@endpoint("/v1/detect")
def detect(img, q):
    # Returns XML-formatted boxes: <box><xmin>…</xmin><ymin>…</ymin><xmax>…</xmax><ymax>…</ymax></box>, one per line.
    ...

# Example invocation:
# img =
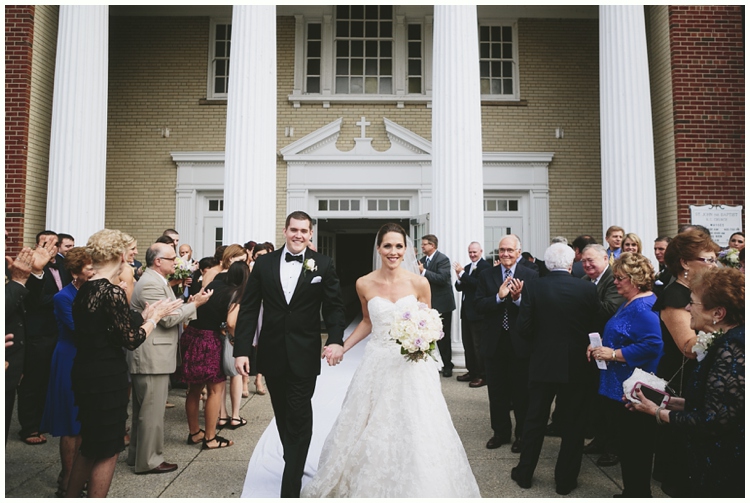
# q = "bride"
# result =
<box><xmin>301</xmin><ymin>223</ymin><xmax>481</xmax><ymax>498</ymax></box>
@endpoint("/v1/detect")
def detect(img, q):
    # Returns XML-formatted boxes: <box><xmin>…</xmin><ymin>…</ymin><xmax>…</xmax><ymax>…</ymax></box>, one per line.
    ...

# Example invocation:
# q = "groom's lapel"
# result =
<box><xmin>289</xmin><ymin>250</ymin><xmax>310</xmax><ymax>306</ymax></box>
<box><xmin>268</xmin><ymin>249</ymin><xmax>287</xmax><ymax>305</ymax></box>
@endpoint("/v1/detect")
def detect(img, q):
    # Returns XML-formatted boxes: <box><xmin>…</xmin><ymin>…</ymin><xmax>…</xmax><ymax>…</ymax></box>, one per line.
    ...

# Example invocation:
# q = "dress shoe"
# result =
<box><xmin>485</xmin><ymin>436</ymin><xmax>509</xmax><ymax>449</ymax></box>
<box><xmin>469</xmin><ymin>378</ymin><xmax>486</xmax><ymax>388</ymax></box>
<box><xmin>510</xmin><ymin>467</ymin><xmax>532</xmax><ymax>489</ymax></box>
<box><xmin>456</xmin><ymin>372</ymin><xmax>473</xmax><ymax>382</ymax></box>
<box><xmin>137</xmin><ymin>462</ymin><xmax>178</xmax><ymax>474</ymax></box>
<box><xmin>442</xmin><ymin>367</ymin><xmax>453</xmax><ymax>378</ymax></box>
<box><xmin>510</xmin><ymin>439</ymin><xmax>523</xmax><ymax>453</ymax></box>
<box><xmin>583</xmin><ymin>439</ymin><xmax>605</xmax><ymax>454</ymax></box>
<box><xmin>556</xmin><ymin>482</ymin><xmax>578</xmax><ymax>496</ymax></box>
<box><xmin>545</xmin><ymin>422</ymin><xmax>561</xmax><ymax>437</ymax></box>
<box><xmin>596</xmin><ymin>453</ymin><xmax>620</xmax><ymax>467</ymax></box>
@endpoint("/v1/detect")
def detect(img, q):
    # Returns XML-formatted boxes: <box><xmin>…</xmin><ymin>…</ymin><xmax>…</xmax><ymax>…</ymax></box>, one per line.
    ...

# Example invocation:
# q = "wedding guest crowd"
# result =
<box><xmin>5</xmin><ymin>219</ymin><xmax>744</xmax><ymax>499</ymax></box>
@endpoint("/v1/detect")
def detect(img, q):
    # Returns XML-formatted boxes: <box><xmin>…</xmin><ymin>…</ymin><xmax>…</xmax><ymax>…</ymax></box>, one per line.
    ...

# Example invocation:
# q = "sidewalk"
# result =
<box><xmin>5</xmin><ymin>376</ymin><xmax>666</xmax><ymax>498</ymax></box>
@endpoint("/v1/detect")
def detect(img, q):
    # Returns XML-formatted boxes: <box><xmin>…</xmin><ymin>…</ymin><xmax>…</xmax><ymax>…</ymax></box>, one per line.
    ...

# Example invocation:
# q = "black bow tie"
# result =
<box><xmin>285</xmin><ymin>252</ymin><xmax>303</xmax><ymax>263</ymax></box>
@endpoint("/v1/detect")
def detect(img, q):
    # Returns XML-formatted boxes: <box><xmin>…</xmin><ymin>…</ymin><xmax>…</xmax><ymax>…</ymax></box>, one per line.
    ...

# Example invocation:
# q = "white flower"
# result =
<box><xmin>390</xmin><ymin>301</ymin><xmax>443</xmax><ymax>362</ymax></box>
<box><xmin>303</xmin><ymin>258</ymin><xmax>317</xmax><ymax>273</ymax></box>
<box><xmin>692</xmin><ymin>329</ymin><xmax>722</xmax><ymax>362</ymax></box>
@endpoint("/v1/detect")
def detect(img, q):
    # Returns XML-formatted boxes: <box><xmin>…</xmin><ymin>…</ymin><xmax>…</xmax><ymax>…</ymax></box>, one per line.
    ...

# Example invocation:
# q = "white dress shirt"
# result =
<box><xmin>280</xmin><ymin>247</ymin><xmax>304</xmax><ymax>304</ymax></box>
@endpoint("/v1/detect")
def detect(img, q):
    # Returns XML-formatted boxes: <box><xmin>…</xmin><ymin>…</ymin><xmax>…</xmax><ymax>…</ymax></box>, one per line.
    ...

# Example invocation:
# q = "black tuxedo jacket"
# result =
<box><xmin>583</xmin><ymin>266</ymin><xmax>624</xmax><ymax>332</ymax></box>
<box><xmin>455</xmin><ymin>258</ymin><xmax>491</xmax><ymax>322</ymax></box>
<box><xmin>475</xmin><ymin>263</ymin><xmax>538</xmax><ymax>357</ymax></box>
<box><xmin>5</xmin><ymin>274</ymin><xmax>30</xmax><ymax>387</ymax></box>
<box><xmin>23</xmin><ymin>259</ymin><xmax>72</xmax><ymax>339</ymax></box>
<box><xmin>516</xmin><ymin>270</ymin><xmax>600</xmax><ymax>384</ymax></box>
<box><xmin>234</xmin><ymin>247</ymin><xmax>345</xmax><ymax>378</ymax></box>
<box><xmin>420</xmin><ymin>250</ymin><xmax>456</xmax><ymax>313</ymax></box>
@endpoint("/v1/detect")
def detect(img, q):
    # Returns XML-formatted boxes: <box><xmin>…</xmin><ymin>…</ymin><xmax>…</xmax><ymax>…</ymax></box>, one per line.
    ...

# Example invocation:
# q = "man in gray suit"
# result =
<box><xmin>127</xmin><ymin>243</ymin><xmax>212</xmax><ymax>474</ymax></box>
<box><xmin>418</xmin><ymin>234</ymin><xmax>456</xmax><ymax>377</ymax></box>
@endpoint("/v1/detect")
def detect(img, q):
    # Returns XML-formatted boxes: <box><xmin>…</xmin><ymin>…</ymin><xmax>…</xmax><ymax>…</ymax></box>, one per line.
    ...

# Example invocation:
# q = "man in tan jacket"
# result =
<box><xmin>127</xmin><ymin>243</ymin><xmax>212</xmax><ymax>474</ymax></box>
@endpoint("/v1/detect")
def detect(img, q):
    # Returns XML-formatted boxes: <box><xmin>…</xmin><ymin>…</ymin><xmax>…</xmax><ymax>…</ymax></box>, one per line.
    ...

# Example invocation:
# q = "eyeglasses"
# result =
<box><xmin>159</xmin><ymin>256</ymin><xmax>177</xmax><ymax>262</ymax></box>
<box><xmin>688</xmin><ymin>300</ymin><xmax>703</xmax><ymax>306</ymax></box>
<box><xmin>613</xmin><ymin>275</ymin><xmax>629</xmax><ymax>282</ymax></box>
<box><xmin>694</xmin><ymin>257</ymin><xmax>717</xmax><ymax>265</ymax></box>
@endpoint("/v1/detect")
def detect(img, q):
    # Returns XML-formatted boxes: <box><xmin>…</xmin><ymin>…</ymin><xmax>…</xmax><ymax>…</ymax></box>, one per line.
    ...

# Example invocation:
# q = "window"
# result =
<box><xmin>367</xmin><ymin>198</ymin><xmax>410</xmax><ymax>212</ymax></box>
<box><xmin>306</xmin><ymin>23</ymin><xmax>322</xmax><ymax>94</ymax></box>
<box><xmin>484</xmin><ymin>198</ymin><xmax>519</xmax><ymax>212</ymax></box>
<box><xmin>214</xmin><ymin>227</ymin><xmax>224</xmax><ymax>251</ymax></box>
<box><xmin>479</xmin><ymin>24</ymin><xmax>517</xmax><ymax>98</ymax></box>
<box><xmin>318</xmin><ymin>198</ymin><xmax>361</xmax><ymax>212</ymax></box>
<box><xmin>406</xmin><ymin>24</ymin><xmax>423</xmax><ymax>94</ymax></box>
<box><xmin>208</xmin><ymin>198</ymin><xmax>224</xmax><ymax>212</ymax></box>
<box><xmin>208</xmin><ymin>20</ymin><xmax>232</xmax><ymax>99</ymax></box>
<box><xmin>334</xmin><ymin>5</ymin><xmax>393</xmax><ymax>95</ymax></box>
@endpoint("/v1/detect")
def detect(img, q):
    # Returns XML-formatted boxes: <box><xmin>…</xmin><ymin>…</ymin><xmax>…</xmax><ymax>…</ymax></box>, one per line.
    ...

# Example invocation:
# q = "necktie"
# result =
<box><xmin>285</xmin><ymin>252</ymin><xmax>303</xmax><ymax>263</ymax></box>
<box><xmin>469</xmin><ymin>262</ymin><xmax>476</xmax><ymax>275</ymax></box>
<box><xmin>502</xmin><ymin>268</ymin><xmax>512</xmax><ymax>331</ymax></box>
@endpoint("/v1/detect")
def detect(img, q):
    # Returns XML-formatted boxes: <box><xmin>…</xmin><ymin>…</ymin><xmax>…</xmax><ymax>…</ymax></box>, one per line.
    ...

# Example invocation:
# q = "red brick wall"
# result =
<box><xmin>5</xmin><ymin>5</ymin><xmax>35</xmax><ymax>255</ymax></box>
<box><xmin>669</xmin><ymin>5</ymin><xmax>745</xmax><ymax>228</ymax></box>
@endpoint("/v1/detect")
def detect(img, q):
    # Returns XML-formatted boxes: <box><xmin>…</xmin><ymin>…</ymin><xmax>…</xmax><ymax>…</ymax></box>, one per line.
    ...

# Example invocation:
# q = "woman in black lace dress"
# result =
<box><xmin>629</xmin><ymin>267</ymin><xmax>744</xmax><ymax>497</ymax></box>
<box><xmin>65</xmin><ymin>229</ymin><xmax>183</xmax><ymax>498</ymax></box>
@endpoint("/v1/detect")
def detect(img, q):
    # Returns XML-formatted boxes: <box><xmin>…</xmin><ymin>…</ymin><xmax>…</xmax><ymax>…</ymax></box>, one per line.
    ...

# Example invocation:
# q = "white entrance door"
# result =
<box><xmin>203</xmin><ymin>217</ymin><xmax>223</xmax><ymax>260</ymax></box>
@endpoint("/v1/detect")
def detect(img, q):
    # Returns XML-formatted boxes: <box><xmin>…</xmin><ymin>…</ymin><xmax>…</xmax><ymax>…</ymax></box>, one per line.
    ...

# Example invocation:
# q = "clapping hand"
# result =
<box><xmin>323</xmin><ymin>344</ymin><xmax>344</xmax><ymax>366</ymax></box>
<box><xmin>7</xmin><ymin>247</ymin><xmax>34</xmax><ymax>284</ymax></box>
<box><xmin>188</xmin><ymin>287</ymin><xmax>213</xmax><ymax>307</ymax></box>
<box><xmin>453</xmin><ymin>262</ymin><xmax>464</xmax><ymax>275</ymax></box>
<box><xmin>498</xmin><ymin>276</ymin><xmax>524</xmax><ymax>301</ymax></box>
<box><xmin>32</xmin><ymin>235</ymin><xmax>57</xmax><ymax>273</ymax></box>
<box><xmin>142</xmin><ymin>298</ymin><xmax>184</xmax><ymax>323</ymax></box>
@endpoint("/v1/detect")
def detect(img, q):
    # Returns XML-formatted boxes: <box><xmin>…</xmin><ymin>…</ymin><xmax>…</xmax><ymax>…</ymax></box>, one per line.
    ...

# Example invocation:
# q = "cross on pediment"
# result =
<box><xmin>355</xmin><ymin>116</ymin><xmax>371</xmax><ymax>138</ymax></box>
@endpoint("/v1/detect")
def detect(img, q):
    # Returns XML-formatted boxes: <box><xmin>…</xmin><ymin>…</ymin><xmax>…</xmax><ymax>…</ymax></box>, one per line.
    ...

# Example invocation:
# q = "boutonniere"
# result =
<box><xmin>692</xmin><ymin>328</ymin><xmax>724</xmax><ymax>362</ymax></box>
<box><xmin>303</xmin><ymin>258</ymin><xmax>317</xmax><ymax>277</ymax></box>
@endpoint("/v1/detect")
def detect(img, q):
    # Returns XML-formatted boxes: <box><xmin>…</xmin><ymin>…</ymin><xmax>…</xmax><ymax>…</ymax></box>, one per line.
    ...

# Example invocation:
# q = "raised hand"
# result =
<box><xmin>189</xmin><ymin>287</ymin><xmax>213</xmax><ymax>307</ymax></box>
<box><xmin>31</xmin><ymin>235</ymin><xmax>57</xmax><ymax>273</ymax></box>
<box><xmin>508</xmin><ymin>278</ymin><xmax>524</xmax><ymax>301</ymax></box>
<box><xmin>7</xmin><ymin>247</ymin><xmax>34</xmax><ymax>284</ymax></box>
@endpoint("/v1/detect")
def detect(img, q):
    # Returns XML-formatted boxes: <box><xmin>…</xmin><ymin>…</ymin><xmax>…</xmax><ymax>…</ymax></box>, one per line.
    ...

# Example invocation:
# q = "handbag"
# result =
<box><xmin>622</xmin><ymin>368</ymin><xmax>669</xmax><ymax>404</ymax></box>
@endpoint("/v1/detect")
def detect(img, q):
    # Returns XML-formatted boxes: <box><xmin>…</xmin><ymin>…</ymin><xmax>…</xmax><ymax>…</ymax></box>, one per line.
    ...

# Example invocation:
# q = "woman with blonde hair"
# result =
<box><xmin>622</xmin><ymin>233</ymin><xmax>642</xmax><ymax>254</ymax></box>
<box><xmin>65</xmin><ymin>229</ymin><xmax>182</xmax><ymax>498</ymax></box>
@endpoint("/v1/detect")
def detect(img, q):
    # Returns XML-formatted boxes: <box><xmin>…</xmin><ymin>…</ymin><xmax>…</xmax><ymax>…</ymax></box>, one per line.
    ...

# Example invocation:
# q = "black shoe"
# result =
<box><xmin>545</xmin><ymin>422</ymin><xmax>561</xmax><ymax>437</ymax></box>
<box><xmin>456</xmin><ymin>372</ymin><xmax>473</xmax><ymax>382</ymax></box>
<box><xmin>510</xmin><ymin>467</ymin><xmax>532</xmax><ymax>489</ymax></box>
<box><xmin>511</xmin><ymin>439</ymin><xmax>523</xmax><ymax>453</ymax></box>
<box><xmin>596</xmin><ymin>453</ymin><xmax>620</xmax><ymax>467</ymax></box>
<box><xmin>583</xmin><ymin>439</ymin><xmax>605</xmax><ymax>454</ymax></box>
<box><xmin>442</xmin><ymin>367</ymin><xmax>453</xmax><ymax>378</ymax></box>
<box><xmin>556</xmin><ymin>482</ymin><xmax>577</xmax><ymax>496</ymax></box>
<box><xmin>485</xmin><ymin>436</ymin><xmax>510</xmax><ymax>449</ymax></box>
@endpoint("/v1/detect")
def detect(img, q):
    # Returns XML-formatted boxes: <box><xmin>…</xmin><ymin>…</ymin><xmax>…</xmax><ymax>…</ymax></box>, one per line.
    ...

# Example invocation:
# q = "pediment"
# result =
<box><xmin>279</xmin><ymin>117</ymin><xmax>431</xmax><ymax>162</ymax></box>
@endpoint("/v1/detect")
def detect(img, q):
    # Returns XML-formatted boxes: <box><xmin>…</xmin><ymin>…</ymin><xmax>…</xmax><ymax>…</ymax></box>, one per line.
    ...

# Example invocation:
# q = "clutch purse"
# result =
<box><xmin>622</xmin><ymin>368</ymin><xmax>668</xmax><ymax>404</ymax></box>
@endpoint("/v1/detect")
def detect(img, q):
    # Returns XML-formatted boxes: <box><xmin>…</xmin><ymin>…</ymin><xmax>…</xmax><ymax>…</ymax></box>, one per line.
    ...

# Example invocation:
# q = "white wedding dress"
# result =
<box><xmin>301</xmin><ymin>295</ymin><xmax>481</xmax><ymax>498</ymax></box>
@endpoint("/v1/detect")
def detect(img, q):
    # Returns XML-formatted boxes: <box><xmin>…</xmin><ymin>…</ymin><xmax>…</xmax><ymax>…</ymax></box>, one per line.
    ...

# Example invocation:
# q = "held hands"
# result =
<box><xmin>323</xmin><ymin>344</ymin><xmax>345</xmax><ymax>366</ymax></box>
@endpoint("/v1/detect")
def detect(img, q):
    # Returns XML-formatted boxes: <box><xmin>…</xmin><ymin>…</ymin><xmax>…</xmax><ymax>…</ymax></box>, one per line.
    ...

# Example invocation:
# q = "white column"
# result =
<box><xmin>600</xmin><ymin>6</ymin><xmax>658</xmax><ymax>264</ymax></box>
<box><xmin>432</xmin><ymin>6</ymin><xmax>485</xmax><ymax>369</ymax></box>
<box><xmin>223</xmin><ymin>5</ymin><xmax>277</xmax><ymax>245</ymax></box>
<box><xmin>46</xmin><ymin>6</ymin><xmax>108</xmax><ymax>243</ymax></box>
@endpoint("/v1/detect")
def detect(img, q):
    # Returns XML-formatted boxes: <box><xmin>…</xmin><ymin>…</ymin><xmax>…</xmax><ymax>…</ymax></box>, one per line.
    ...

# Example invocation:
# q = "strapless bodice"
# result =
<box><xmin>366</xmin><ymin>295</ymin><xmax>418</xmax><ymax>348</ymax></box>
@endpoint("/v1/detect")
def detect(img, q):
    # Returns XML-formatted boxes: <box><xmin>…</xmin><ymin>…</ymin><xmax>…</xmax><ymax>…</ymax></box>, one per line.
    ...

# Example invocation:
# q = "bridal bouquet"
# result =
<box><xmin>718</xmin><ymin>247</ymin><xmax>741</xmax><ymax>269</ymax></box>
<box><xmin>390</xmin><ymin>302</ymin><xmax>444</xmax><ymax>362</ymax></box>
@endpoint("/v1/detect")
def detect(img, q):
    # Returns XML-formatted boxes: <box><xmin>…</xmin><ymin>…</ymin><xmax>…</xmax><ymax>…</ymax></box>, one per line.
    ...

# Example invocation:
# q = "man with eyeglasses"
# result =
<box><xmin>127</xmin><ymin>243</ymin><xmax>213</xmax><ymax>475</ymax></box>
<box><xmin>475</xmin><ymin>234</ymin><xmax>538</xmax><ymax>454</ymax></box>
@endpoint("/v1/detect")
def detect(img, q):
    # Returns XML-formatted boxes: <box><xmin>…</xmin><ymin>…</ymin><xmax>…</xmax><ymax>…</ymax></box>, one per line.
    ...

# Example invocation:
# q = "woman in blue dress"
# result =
<box><xmin>587</xmin><ymin>252</ymin><xmax>663</xmax><ymax>497</ymax></box>
<box><xmin>40</xmin><ymin>247</ymin><xmax>94</xmax><ymax>496</ymax></box>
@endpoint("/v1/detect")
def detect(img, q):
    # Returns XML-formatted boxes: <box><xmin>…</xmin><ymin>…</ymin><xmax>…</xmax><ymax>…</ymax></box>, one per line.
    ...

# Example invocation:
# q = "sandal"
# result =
<box><xmin>202</xmin><ymin>435</ymin><xmax>233</xmax><ymax>450</ymax></box>
<box><xmin>227</xmin><ymin>417</ymin><xmax>247</xmax><ymax>430</ymax></box>
<box><xmin>216</xmin><ymin>417</ymin><xmax>229</xmax><ymax>429</ymax></box>
<box><xmin>20</xmin><ymin>432</ymin><xmax>47</xmax><ymax>445</ymax></box>
<box><xmin>187</xmin><ymin>428</ymin><xmax>205</xmax><ymax>445</ymax></box>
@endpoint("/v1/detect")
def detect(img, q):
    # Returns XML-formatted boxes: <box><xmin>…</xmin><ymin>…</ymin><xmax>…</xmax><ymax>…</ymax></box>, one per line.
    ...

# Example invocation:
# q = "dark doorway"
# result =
<box><xmin>317</xmin><ymin>218</ymin><xmax>411</xmax><ymax>323</ymax></box>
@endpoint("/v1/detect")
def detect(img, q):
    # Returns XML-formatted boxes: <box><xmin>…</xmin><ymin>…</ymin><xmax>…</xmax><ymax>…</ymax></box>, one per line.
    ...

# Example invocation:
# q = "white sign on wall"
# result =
<box><xmin>689</xmin><ymin>205</ymin><xmax>744</xmax><ymax>246</ymax></box>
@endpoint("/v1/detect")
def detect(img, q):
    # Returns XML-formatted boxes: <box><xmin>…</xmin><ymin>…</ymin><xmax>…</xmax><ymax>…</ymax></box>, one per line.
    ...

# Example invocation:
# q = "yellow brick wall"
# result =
<box><xmin>106</xmin><ymin>16</ymin><xmax>228</xmax><ymax>250</ymax></box>
<box><xmin>107</xmin><ymin>15</ymin><xmax>602</xmax><ymax>250</ymax></box>
<box><xmin>646</xmin><ymin>6</ymin><xmax>678</xmax><ymax>237</ymax></box>
<box><xmin>24</xmin><ymin>5</ymin><xmax>58</xmax><ymax>247</ymax></box>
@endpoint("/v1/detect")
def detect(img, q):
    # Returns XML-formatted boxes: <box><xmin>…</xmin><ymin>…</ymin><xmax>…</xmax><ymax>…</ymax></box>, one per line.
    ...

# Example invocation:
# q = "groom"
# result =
<box><xmin>234</xmin><ymin>211</ymin><xmax>346</xmax><ymax>498</ymax></box>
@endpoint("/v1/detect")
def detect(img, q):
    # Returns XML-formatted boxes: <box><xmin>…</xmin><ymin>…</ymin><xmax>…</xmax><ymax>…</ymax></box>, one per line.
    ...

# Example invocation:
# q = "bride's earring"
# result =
<box><xmin>713</xmin><ymin>319</ymin><xmax>718</xmax><ymax>325</ymax></box>
<box><xmin>684</xmin><ymin>269</ymin><xmax>689</xmax><ymax>279</ymax></box>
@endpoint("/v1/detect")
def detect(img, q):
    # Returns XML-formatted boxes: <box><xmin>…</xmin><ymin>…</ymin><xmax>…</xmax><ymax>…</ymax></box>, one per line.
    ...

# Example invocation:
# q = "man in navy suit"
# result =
<box><xmin>234</xmin><ymin>211</ymin><xmax>346</xmax><ymax>498</ymax></box>
<box><xmin>454</xmin><ymin>241</ymin><xmax>491</xmax><ymax>387</ymax></box>
<box><xmin>510</xmin><ymin>243</ymin><xmax>600</xmax><ymax>495</ymax></box>
<box><xmin>475</xmin><ymin>234</ymin><xmax>538</xmax><ymax>453</ymax></box>
<box><xmin>419</xmin><ymin>234</ymin><xmax>456</xmax><ymax>377</ymax></box>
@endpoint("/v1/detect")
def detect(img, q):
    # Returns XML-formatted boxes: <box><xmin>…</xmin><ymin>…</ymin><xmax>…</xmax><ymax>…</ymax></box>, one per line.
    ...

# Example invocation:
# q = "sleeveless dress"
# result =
<box><xmin>40</xmin><ymin>283</ymin><xmax>81</xmax><ymax>437</ymax></box>
<box><xmin>301</xmin><ymin>295</ymin><xmax>481</xmax><ymax>498</ymax></box>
